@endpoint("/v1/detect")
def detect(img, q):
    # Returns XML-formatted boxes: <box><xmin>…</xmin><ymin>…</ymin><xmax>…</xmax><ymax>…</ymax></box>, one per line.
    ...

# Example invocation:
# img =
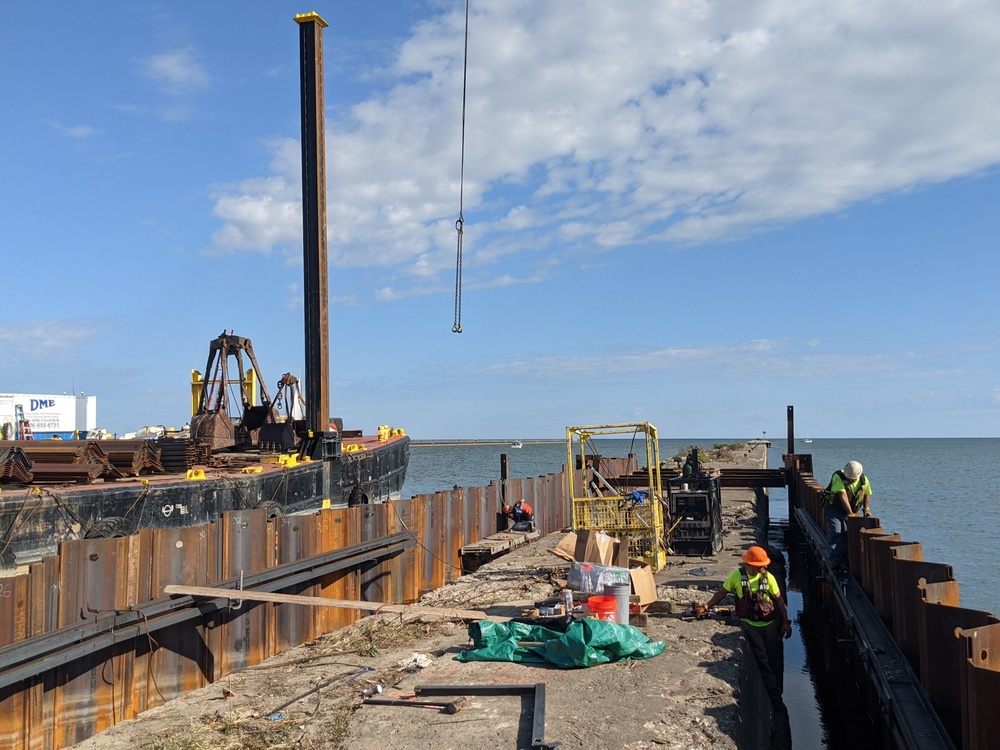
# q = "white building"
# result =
<box><xmin>0</xmin><ymin>393</ymin><xmax>97</xmax><ymax>440</ymax></box>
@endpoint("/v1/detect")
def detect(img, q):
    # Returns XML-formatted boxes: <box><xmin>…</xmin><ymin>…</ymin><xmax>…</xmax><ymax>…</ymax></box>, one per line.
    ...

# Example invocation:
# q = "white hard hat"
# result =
<box><xmin>843</xmin><ymin>461</ymin><xmax>863</xmax><ymax>481</ymax></box>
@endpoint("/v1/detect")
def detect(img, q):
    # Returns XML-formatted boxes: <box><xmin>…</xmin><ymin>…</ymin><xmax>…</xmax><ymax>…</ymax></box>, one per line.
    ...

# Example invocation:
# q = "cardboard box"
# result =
<box><xmin>628</xmin><ymin>561</ymin><xmax>657</xmax><ymax>607</ymax></box>
<box><xmin>574</xmin><ymin>529</ymin><xmax>616</xmax><ymax>565</ymax></box>
<box><xmin>552</xmin><ymin>530</ymin><xmax>633</xmax><ymax>569</ymax></box>
<box><xmin>552</xmin><ymin>531</ymin><xmax>579</xmax><ymax>562</ymax></box>
<box><xmin>612</xmin><ymin>535</ymin><xmax>631</xmax><ymax>568</ymax></box>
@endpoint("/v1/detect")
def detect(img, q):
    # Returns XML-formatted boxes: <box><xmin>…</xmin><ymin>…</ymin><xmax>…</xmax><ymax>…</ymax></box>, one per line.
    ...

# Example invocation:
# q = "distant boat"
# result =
<box><xmin>511</xmin><ymin>440</ymin><xmax>523</xmax><ymax>448</ymax></box>
<box><xmin>804</xmin><ymin>438</ymin><xmax>813</xmax><ymax>443</ymax></box>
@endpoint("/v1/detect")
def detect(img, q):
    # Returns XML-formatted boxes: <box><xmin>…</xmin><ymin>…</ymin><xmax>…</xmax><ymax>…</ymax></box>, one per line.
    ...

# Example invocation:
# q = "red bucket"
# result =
<box><xmin>587</xmin><ymin>595</ymin><xmax>618</xmax><ymax>622</ymax></box>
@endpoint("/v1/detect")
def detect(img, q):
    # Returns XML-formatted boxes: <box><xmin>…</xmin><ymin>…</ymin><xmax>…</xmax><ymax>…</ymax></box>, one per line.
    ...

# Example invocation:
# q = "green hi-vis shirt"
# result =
<box><xmin>722</xmin><ymin>569</ymin><xmax>780</xmax><ymax>628</ymax></box>
<box><xmin>830</xmin><ymin>473</ymin><xmax>872</xmax><ymax>511</ymax></box>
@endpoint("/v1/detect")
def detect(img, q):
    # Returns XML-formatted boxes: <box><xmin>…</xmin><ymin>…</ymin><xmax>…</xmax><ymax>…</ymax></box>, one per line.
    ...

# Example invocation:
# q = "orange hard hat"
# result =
<box><xmin>741</xmin><ymin>546</ymin><xmax>771</xmax><ymax>566</ymax></box>
<box><xmin>502</xmin><ymin>504</ymin><xmax>512</xmax><ymax>515</ymax></box>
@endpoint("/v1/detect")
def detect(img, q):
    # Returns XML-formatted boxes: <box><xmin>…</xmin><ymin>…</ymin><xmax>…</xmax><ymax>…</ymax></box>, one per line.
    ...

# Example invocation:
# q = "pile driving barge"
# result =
<box><xmin>0</xmin><ymin>332</ymin><xmax>409</xmax><ymax>572</ymax></box>
<box><xmin>0</xmin><ymin>12</ymin><xmax>409</xmax><ymax>574</ymax></box>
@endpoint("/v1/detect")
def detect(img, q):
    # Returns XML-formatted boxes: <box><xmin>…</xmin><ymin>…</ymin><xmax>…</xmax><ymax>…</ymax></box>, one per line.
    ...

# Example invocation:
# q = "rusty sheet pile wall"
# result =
<box><xmin>0</xmin><ymin>458</ymin><xmax>632</xmax><ymax>749</ymax></box>
<box><xmin>786</xmin><ymin>454</ymin><xmax>1000</xmax><ymax>750</ymax></box>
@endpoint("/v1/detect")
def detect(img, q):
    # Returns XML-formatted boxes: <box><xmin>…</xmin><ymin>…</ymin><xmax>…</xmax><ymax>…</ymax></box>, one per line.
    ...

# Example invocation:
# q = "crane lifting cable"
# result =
<box><xmin>452</xmin><ymin>0</ymin><xmax>470</xmax><ymax>334</ymax></box>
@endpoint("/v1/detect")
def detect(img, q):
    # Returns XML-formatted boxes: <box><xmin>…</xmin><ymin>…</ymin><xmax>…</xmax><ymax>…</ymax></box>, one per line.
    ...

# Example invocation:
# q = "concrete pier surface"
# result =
<box><xmin>69</xmin><ymin>448</ymin><xmax>769</xmax><ymax>750</ymax></box>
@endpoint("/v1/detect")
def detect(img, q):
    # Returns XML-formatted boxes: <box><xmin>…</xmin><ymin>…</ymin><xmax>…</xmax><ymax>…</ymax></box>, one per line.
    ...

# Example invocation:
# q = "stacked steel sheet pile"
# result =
<box><xmin>9</xmin><ymin>441</ymin><xmax>123</xmax><ymax>484</ymax></box>
<box><xmin>101</xmin><ymin>440</ymin><xmax>164</xmax><ymax>476</ymax></box>
<box><xmin>0</xmin><ymin>446</ymin><xmax>33</xmax><ymax>483</ymax></box>
<box><xmin>0</xmin><ymin>440</ymin><xmax>166</xmax><ymax>484</ymax></box>
<box><xmin>155</xmin><ymin>437</ymin><xmax>204</xmax><ymax>473</ymax></box>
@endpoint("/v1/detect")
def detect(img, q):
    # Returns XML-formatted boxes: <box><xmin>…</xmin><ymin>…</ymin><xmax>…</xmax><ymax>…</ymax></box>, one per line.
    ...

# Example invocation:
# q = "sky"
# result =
<box><xmin>2</xmin><ymin>1</ymin><xmax>999</xmax><ymax>439</ymax></box>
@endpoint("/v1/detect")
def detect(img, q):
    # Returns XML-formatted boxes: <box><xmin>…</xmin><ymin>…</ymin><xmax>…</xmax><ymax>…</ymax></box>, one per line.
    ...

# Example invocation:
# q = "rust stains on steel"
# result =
<box><xmin>0</xmin><ymin>456</ymin><xmax>614</xmax><ymax>750</ymax></box>
<box><xmin>0</xmin><ymin>439</ymin><xmax>165</xmax><ymax>484</ymax></box>
<box><xmin>786</xmin><ymin>453</ymin><xmax>1000</xmax><ymax>749</ymax></box>
<box><xmin>295</xmin><ymin>11</ymin><xmax>329</xmax><ymax>435</ymax></box>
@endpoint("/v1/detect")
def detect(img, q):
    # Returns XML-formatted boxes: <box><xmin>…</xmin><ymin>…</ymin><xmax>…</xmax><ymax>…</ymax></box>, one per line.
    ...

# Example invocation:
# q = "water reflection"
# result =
<box><xmin>773</xmin><ymin>509</ymin><xmax>884</xmax><ymax>750</ymax></box>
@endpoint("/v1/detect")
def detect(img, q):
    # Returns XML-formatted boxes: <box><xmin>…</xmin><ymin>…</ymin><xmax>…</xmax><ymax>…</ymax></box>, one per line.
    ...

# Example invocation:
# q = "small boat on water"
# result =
<box><xmin>511</xmin><ymin>440</ymin><xmax>523</xmax><ymax>448</ymax></box>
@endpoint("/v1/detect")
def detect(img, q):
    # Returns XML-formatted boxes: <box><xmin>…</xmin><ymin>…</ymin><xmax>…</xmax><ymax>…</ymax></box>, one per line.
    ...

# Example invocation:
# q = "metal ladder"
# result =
<box><xmin>14</xmin><ymin>404</ymin><xmax>34</xmax><ymax>440</ymax></box>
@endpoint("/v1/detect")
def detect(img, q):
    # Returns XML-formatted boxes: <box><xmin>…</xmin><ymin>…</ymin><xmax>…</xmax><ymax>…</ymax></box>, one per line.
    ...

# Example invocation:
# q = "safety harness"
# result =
<box><xmin>734</xmin><ymin>565</ymin><xmax>776</xmax><ymax>622</ymax></box>
<box><xmin>824</xmin><ymin>470</ymin><xmax>867</xmax><ymax>510</ymax></box>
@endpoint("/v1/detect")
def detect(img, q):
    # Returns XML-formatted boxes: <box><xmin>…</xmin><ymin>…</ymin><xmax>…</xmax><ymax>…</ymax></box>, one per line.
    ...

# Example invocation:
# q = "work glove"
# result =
<box><xmin>782</xmin><ymin>620</ymin><xmax>792</xmax><ymax>639</ymax></box>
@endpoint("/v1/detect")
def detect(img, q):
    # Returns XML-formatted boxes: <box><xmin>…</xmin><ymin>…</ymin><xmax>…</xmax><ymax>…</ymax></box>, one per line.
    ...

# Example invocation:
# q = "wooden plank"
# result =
<box><xmin>163</xmin><ymin>584</ymin><xmax>494</xmax><ymax>621</ymax></box>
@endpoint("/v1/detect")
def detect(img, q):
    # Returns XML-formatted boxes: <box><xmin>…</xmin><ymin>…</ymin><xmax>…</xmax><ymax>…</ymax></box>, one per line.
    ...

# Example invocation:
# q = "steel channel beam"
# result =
<box><xmin>0</xmin><ymin>532</ymin><xmax>413</xmax><ymax>689</ymax></box>
<box><xmin>295</xmin><ymin>12</ymin><xmax>330</xmax><ymax>433</ymax></box>
<box><xmin>1</xmin><ymin>530</ymin><xmax>411</xmax><ymax>670</ymax></box>
<box><xmin>794</xmin><ymin>507</ymin><xmax>955</xmax><ymax>750</ymax></box>
<box><xmin>415</xmin><ymin>683</ymin><xmax>558</xmax><ymax>749</ymax></box>
<box><xmin>614</xmin><ymin>468</ymin><xmax>786</xmax><ymax>489</ymax></box>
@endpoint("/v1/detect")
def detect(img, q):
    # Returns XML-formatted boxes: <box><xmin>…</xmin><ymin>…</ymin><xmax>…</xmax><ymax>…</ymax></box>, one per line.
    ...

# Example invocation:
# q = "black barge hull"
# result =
<box><xmin>0</xmin><ymin>435</ymin><xmax>409</xmax><ymax>571</ymax></box>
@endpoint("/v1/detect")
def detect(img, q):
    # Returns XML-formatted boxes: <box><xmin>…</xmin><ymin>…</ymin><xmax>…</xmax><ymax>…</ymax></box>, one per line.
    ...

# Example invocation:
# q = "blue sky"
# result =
<box><xmin>2</xmin><ymin>1</ymin><xmax>999</xmax><ymax>439</ymax></box>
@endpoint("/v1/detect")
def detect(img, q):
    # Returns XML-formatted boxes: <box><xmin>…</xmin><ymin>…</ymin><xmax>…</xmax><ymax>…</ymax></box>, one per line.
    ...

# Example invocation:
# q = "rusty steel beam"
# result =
<box><xmin>295</xmin><ymin>12</ymin><xmax>330</xmax><ymax>435</ymax></box>
<box><xmin>916</xmin><ymin>583</ymin><xmax>998</xmax><ymax>745</ymax></box>
<box><xmin>613</xmin><ymin>467</ymin><xmax>786</xmax><ymax>489</ymax></box>
<box><xmin>786</xmin><ymin>404</ymin><xmax>795</xmax><ymax>454</ymax></box>
<box><xmin>0</xmin><ymin>531</ymin><xmax>413</xmax><ymax>690</ymax></box>
<box><xmin>794</xmin><ymin>507</ymin><xmax>955</xmax><ymax>749</ymax></box>
<box><xmin>870</xmin><ymin>537</ymin><xmax>917</xmax><ymax>629</ymax></box>
<box><xmin>892</xmin><ymin>556</ymin><xmax>955</xmax><ymax>670</ymax></box>
<box><xmin>959</xmin><ymin>623</ymin><xmax>1000</xmax><ymax>750</ymax></box>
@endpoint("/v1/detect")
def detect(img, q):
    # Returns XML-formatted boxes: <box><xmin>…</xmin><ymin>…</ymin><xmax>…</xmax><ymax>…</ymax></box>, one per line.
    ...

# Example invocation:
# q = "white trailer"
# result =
<box><xmin>0</xmin><ymin>392</ymin><xmax>97</xmax><ymax>439</ymax></box>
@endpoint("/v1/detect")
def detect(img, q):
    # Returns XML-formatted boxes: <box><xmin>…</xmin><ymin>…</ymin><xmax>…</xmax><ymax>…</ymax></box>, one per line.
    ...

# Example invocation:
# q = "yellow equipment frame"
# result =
<box><xmin>566</xmin><ymin>422</ymin><xmax>666</xmax><ymax>570</ymax></box>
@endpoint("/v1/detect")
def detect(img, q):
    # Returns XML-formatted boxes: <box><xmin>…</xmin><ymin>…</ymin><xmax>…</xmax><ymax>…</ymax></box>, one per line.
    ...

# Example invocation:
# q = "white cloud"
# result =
<box><xmin>142</xmin><ymin>48</ymin><xmax>210</xmax><ymax>95</ymax></box>
<box><xmin>206</xmin><ymin>139</ymin><xmax>303</xmax><ymax>255</ymax></box>
<box><xmin>51</xmin><ymin>122</ymin><xmax>102</xmax><ymax>139</ymax></box>
<box><xmin>205</xmin><ymin>1</ymin><xmax>1000</xmax><ymax>299</ymax></box>
<box><xmin>0</xmin><ymin>321</ymin><xmax>102</xmax><ymax>383</ymax></box>
<box><xmin>450</xmin><ymin>337</ymin><xmax>993</xmax><ymax>383</ymax></box>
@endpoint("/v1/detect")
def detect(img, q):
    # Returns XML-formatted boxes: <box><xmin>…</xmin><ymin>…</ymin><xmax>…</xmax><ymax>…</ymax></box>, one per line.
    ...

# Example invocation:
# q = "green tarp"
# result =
<box><xmin>456</xmin><ymin>618</ymin><xmax>666</xmax><ymax>668</ymax></box>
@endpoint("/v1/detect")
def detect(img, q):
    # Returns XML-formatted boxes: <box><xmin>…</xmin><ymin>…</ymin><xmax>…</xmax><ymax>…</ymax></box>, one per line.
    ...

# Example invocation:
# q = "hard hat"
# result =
<box><xmin>502</xmin><ymin>504</ymin><xmax>512</xmax><ymax>515</ymax></box>
<box><xmin>741</xmin><ymin>546</ymin><xmax>771</xmax><ymax>566</ymax></box>
<box><xmin>843</xmin><ymin>460</ymin><xmax>863</xmax><ymax>481</ymax></box>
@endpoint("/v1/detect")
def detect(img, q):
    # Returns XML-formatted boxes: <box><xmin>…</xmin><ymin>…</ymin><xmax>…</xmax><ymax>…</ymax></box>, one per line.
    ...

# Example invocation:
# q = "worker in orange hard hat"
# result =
<box><xmin>694</xmin><ymin>545</ymin><xmax>791</xmax><ymax>714</ymax></box>
<box><xmin>503</xmin><ymin>499</ymin><xmax>532</xmax><ymax>522</ymax></box>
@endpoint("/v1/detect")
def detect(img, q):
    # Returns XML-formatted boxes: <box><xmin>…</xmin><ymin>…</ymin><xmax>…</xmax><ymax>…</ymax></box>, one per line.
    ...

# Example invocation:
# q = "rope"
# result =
<box><xmin>453</xmin><ymin>0</ymin><xmax>470</xmax><ymax>334</ymax></box>
<box><xmin>389</xmin><ymin>498</ymin><xmax>464</xmax><ymax>574</ymax></box>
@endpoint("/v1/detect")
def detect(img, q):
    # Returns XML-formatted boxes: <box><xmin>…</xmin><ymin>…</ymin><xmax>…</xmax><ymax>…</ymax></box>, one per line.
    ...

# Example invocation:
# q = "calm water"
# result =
<box><xmin>405</xmin><ymin>437</ymin><xmax>999</xmax><ymax>615</ymax></box>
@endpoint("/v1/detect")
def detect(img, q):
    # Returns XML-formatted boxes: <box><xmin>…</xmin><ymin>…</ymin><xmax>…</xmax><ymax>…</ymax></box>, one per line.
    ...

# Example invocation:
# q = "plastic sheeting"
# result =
<box><xmin>456</xmin><ymin>618</ymin><xmax>666</xmax><ymax>668</ymax></box>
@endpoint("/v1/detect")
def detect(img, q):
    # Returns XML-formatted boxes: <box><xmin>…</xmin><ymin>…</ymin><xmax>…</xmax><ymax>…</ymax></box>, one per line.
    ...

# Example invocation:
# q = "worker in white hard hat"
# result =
<box><xmin>823</xmin><ymin>460</ymin><xmax>872</xmax><ymax>568</ymax></box>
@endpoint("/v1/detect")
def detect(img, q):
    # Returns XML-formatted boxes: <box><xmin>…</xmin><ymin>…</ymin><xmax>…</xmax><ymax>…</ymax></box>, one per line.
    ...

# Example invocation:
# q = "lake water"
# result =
<box><xmin>404</xmin><ymin>437</ymin><xmax>999</xmax><ymax>615</ymax></box>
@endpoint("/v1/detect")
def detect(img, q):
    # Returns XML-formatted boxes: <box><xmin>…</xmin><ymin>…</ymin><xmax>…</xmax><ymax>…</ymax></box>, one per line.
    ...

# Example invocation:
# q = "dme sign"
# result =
<box><xmin>31</xmin><ymin>399</ymin><xmax>56</xmax><ymax>411</ymax></box>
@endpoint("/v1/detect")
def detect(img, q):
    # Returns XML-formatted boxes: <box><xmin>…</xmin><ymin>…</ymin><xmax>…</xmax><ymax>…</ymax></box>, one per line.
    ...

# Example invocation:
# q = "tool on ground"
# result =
<box><xmin>415</xmin><ymin>682</ymin><xmax>559</xmax><ymax>749</ymax></box>
<box><xmin>266</xmin><ymin>666</ymin><xmax>372</xmax><ymax>719</ymax></box>
<box><xmin>363</xmin><ymin>696</ymin><xmax>469</xmax><ymax>714</ymax></box>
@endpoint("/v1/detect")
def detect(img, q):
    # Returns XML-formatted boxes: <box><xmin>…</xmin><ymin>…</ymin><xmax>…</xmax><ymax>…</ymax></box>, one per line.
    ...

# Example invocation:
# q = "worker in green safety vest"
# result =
<box><xmin>824</xmin><ymin>460</ymin><xmax>872</xmax><ymax>569</ymax></box>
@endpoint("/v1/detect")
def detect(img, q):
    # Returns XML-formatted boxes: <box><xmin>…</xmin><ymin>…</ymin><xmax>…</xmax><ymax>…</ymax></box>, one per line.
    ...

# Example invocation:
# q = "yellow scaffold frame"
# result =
<box><xmin>566</xmin><ymin>422</ymin><xmax>666</xmax><ymax>570</ymax></box>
